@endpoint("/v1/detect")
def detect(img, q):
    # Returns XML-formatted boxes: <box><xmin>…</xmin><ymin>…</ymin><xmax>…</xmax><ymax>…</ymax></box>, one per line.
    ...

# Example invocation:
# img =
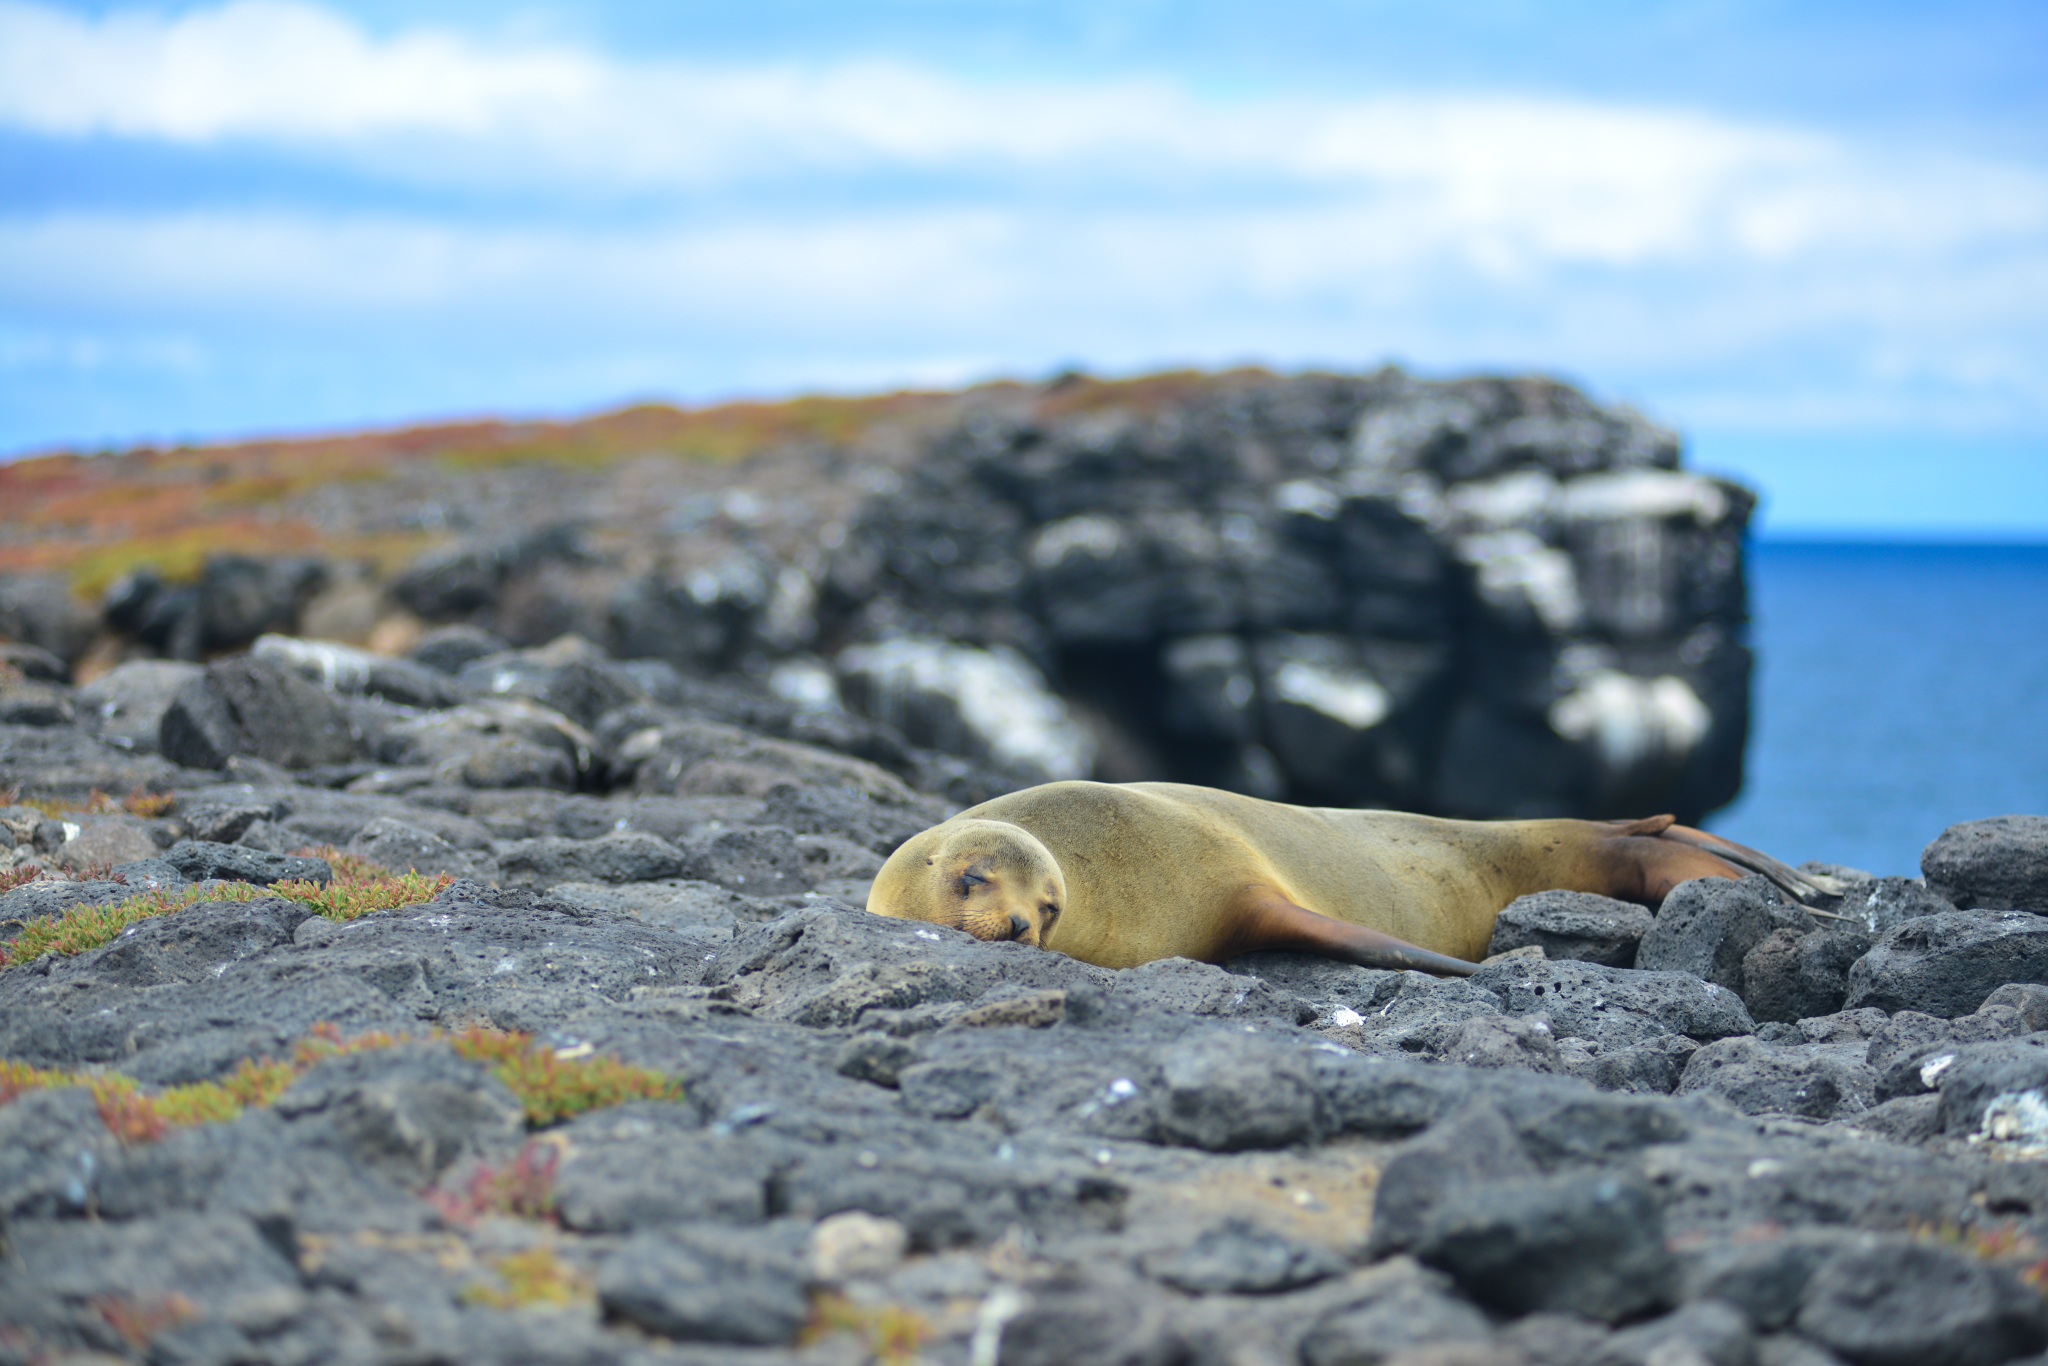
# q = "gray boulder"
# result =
<box><xmin>1472</xmin><ymin>955</ymin><xmax>1757</xmax><ymax>1047</ymax></box>
<box><xmin>1676</xmin><ymin>1036</ymin><xmax>1876</xmax><ymax>1120</ymax></box>
<box><xmin>1923</xmin><ymin>815</ymin><xmax>2048</xmax><ymax>911</ymax></box>
<box><xmin>496</xmin><ymin>832</ymin><xmax>697</xmax><ymax>890</ymax></box>
<box><xmin>252</xmin><ymin>633</ymin><xmax>466</xmax><ymax>709</ymax></box>
<box><xmin>1413</xmin><ymin>1171</ymin><xmax>1676</xmax><ymax>1322</ymax></box>
<box><xmin>0</xmin><ymin>572</ymin><xmax>97</xmax><ymax>665</ymax></box>
<box><xmin>1588</xmin><ymin>1301</ymin><xmax>1754</xmax><ymax>1366</ymax></box>
<box><xmin>1297</xmin><ymin>1267</ymin><xmax>1494</xmax><ymax>1366</ymax></box>
<box><xmin>0</xmin><ymin>676</ymin><xmax>73</xmax><ymax>727</ymax></box>
<box><xmin>346</xmin><ymin>817</ymin><xmax>498</xmax><ymax>881</ymax></box>
<box><xmin>1845</xmin><ymin>910</ymin><xmax>2048</xmax><ymax>1017</ymax></box>
<box><xmin>48</xmin><ymin>818</ymin><xmax>161</xmax><ymax>872</ymax></box>
<box><xmin>836</xmin><ymin>636</ymin><xmax>1095</xmax><ymax>784</ymax></box>
<box><xmin>76</xmin><ymin>659</ymin><xmax>204</xmax><ymax>754</ymax></box>
<box><xmin>1928</xmin><ymin>1037</ymin><xmax>2048</xmax><ymax>1139</ymax></box>
<box><xmin>163</xmin><ymin>840</ymin><xmax>332</xmax><ymax>887</ymax></box>
<box><xmin>1141</xmin><ymin>1217</ymin><xmax>1345</xmax><ymax>1295</ymax></box>
<box><xmin>686</xmin><ymin>824</ymin><xmax>813</xmax><ymax>896</ymax></box>
<box><xmin>159</xmin><ymin>656</ymin><xmax>356</xmax><ymax>771</ymax></box>
<box><xmin>1488</xmin><ymin>889</ymin><xmax>1654</xmax><ymax>967</ymax></box>
<box><xmin>1637</xmin><ymin>874</ymin><xmax>1812</xmax><ymax>996</ymax></box>
<box><xmin>1796</xmin><ymin>1240</ymin><xmax>2048</xmax><ymax>1366</ymax></box>
<box><xmin>271</xmin><ymin>1039</ymin><xmax>525</xmax><ymax>1184</ymax></box>
<box><xmin>1740</xmin><ymin>920</ymin><xmax>1875</xmax><ymax>1024</ymax></box>
<box><xmin>595</xmin><ymin>1225</ymin><xmax>811</xmax><ymax>1346</ymax></box>
<box><xmin>0</xmin><ymin>642</ymin><xmax>67</xmax><ymax>682</ymax></box>
<box><xmin>1367</xmin><ymin>1101</ymin><xmax>1538</xmax><ymax>1256</ymax></box>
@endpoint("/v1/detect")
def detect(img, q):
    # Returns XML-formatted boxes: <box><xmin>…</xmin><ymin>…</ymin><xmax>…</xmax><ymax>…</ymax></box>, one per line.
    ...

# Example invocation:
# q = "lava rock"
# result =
<box><xmin>1922</xmin><ymin>815</ymin><xmax>2048</xmax><ymax>911</ymax></box>
<box><xmin>1297</xmin><ymin>1266</ymin><xmax>1495</xmax><ymax>1366</ymax></box>
<box><xmin>44</xmin><ymin>896</ymin><xmax>312</xmax><ymax>990</ymax></box>
<box><xmin>760</xmin><ymin>780</ymin><xmax>937</xmax><ymax>857</ymax></box>
<box><xmin>1826</xmin><ymin>875</ymin><xmax>1959</xmax><ymax>935</ymax></box>
<box><xmin>49</xmin><ymin>817</ymin><xmax>161</xmax><ymax>872</ymax></box>
<box><xmin>1845</xmin><ymin>910</ymin><xmax>2048</xmax><ymax>1017</ymax></box>
<box><xmin>552</xmin><ymin>1120</ymin><xmax>777</xmax><ymax>1233</ymax></box>
<box><xmin>0</xmin><ymin>1211</ymin><xmax>307</xmax><ymax>1347</ymax></box>
<box><xmin>1589</xmin><ymin>1300</ymin><xmax>1754</xmax><ymax>1366</ymax></box>
<box><xmin>595</xmin><ymin>1224</ymin><xmax>811</xmax><ymax>1345</ymax></box>
<box><xmin>180</xmin><ymin>801</ymin><xmax>277</xmax><ymax>845</ymax></box>
<box><xmin>162</xmin><ymin>840</ymin><xmax>333</xmax><ymax>887</ymax></box>
<box><xmin>345</xmin><ymin>817</ymin><xmax>497</xmax><ymax>881</ymax></box>
<box><xmin>496</xmin><ymin>832</ymin><xmax>699</xmax><ymax>890</ymax></box>
<box><xmin>456</xmin><ymin>647</ymin><xmax>647</xmax><ymax>730</ymax></box>
<box><xmin>1637</xmin><ymin>875</ymin><xmax>1812</xmax><ymax>996</ymax></box>
<box><xmin>1796</xmin><ymin>1240</ymin><xmax>2048</xmax><ymax>1366</ymax></box>
<box><xmin>0</xmin><ymin>1086</ymin><xmax>122</xmax><ymax>1222</ymax></box>
<box><xmin>1471</xmin><ymin>955</ymin><xmax>1757</xmax><ymax>1046</ymax></box>
<box><xmin>0</xmin><ymin>642</ymin><xmax>67</xmax><ymax>682</ymax></box>
<box><xmin>0</xmin><ymin>676</ymin><xmax>74</xmax><ymax>727</ymax></box>
<box><xmin>1930</xmin><ymin>1038</ymin><xmax>2048</xmax><ymax>1138</ymax></box>
<box><xmin>1740</xmin><ymin>921</ymin><xmax>1875</xmax><ymax>1024</ymax></box>
<box><xmin>996</xmin><ymin>1277</ymin><xmax>1191</xmax><ymax>1366</ymax></box>
<box><xmin>688</xmin><ymin>824</ymin><xmax>814</xmax><ymax>896</ymax></box>
<box><xmin>1142</xmin><ymin>1217</ymin><xmax>1345</xmax><ymax>1294</ymax></box>
<box><xmin>1413</xmin><ymin>1170</ymin><xmax>1676</xmax><ymax>1322</ymax></box>
<box><xmin>271</xmin><ymin>1039</ymin><xmax>525</xmax><ymax>1183</ymax></box>
<box><xmin>1368</xmin><ymin>1101</ymin><xmax>1539</xmax><ymax>1256</ymax></box>
<box><xmin>409</xmin><ymin>623</ymin><xmax>508</xmax><ymax>674</ymax></box>
<box><xmin>0</xmin><ymin>572</ymin><xmax>97</xmax><ymax>665</ymax></box>
<box><xmin>1488</xmin><ymin>890</ymin><xmax>1654</xmax><ymax>967</ymax></box>
<box><xmin>1675</xmin><ymin>1036</ymin><xmax>1876</xmax><ymax>1120</ymax></box>
<box><xmin>252</xmin><ymin>633</ymin><xmax>467</xmax><ymax>709</ymax></box>
<box><xmin>708</xmin><ymin>905</ymin><xmax>1109</xmax><ymax>1028</ymax></box>
<box><xmin>1147</xmin><ymin>1029</ymin><xmax>1323</xmax><ymax>1151</ymax></box>
<box><xmin>159</xmin><ymin>656</ymin><xmax>357</xmax><ymax>771</ymax></box>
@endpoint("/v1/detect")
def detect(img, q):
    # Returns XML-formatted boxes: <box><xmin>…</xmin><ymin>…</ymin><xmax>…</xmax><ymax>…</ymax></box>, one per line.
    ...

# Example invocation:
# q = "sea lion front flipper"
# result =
<box><xmin>1222</xmin><ymin>886</ymin><xmax>1477</xmax><ymax>978</ymax></box>
<box><xmin>1652</xmin><ymin>824</ymin><xmax>1851</xmax><ymax>904</ymax></box>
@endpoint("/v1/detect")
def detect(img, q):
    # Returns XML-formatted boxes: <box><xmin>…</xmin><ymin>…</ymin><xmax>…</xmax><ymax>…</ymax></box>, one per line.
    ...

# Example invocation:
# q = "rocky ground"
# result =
<box><xmin>4</xmin><ymin>626</ymin><xmax>2048</xmax><ymax>1365</ymax></box>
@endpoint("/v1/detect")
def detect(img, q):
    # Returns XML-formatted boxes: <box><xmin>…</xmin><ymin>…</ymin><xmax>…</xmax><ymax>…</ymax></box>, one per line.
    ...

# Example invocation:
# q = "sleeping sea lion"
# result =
<box><xmin>866</xmin><ymin>781</ymin><xmax>1838</xmax><ymax>977</ymax></box>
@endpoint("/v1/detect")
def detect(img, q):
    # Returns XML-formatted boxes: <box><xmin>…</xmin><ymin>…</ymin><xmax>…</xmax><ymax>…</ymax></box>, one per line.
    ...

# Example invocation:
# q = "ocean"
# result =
<box><xmin>1707</xmin><ymin>540</ymin><xmax>2048</xmax><ymax>878</ymax></box>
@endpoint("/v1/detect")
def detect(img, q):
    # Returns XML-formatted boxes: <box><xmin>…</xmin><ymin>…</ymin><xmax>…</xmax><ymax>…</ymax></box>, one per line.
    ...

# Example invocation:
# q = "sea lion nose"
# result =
<box><xmin>1008</xmin><ymin>914</ymin><xmax>1031</xmax><ymax>941</ymax></box>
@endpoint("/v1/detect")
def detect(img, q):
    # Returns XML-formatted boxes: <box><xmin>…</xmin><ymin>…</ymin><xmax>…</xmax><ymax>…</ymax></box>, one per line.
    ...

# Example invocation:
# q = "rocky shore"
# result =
<box><xmin>3</xmin><ymin>619</ymin><xmax>2048</xmax><ymax>1365</ymax></box>
<box><xmin>6</xmin><ymin>368</ymin><xmax>1756</xmax><ymax>823</ymax></box>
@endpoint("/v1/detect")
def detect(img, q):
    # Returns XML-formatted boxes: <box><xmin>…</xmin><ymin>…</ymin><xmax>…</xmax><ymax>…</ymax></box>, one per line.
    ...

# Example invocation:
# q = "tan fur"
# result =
<box><xmin>867</xmin><ymin>780</ymin><xmax>1752</xmax><ymax>971</ymax></box>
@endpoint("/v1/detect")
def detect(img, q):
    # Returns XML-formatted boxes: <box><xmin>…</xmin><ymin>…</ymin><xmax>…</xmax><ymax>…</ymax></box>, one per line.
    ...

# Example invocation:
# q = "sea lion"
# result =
<box><xmin>866</xmin><ymin>781</ymin><xmax>1837</xmax><ymax>977</ymax></box>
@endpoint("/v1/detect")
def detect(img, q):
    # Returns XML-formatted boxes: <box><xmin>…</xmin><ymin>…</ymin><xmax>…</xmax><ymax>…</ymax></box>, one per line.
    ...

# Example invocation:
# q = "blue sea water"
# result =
<box><xmin>1707</xmin><ymin>540</ymin><xmax>2048</xmax><ymax>877</ymax></box>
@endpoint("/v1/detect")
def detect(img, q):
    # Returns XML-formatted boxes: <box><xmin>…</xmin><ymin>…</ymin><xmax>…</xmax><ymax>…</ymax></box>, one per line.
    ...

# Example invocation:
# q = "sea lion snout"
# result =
<box><xmin>867</xmin><ymin>818</ymin><xmax>1067</xmax><ymax>950</ymax></box>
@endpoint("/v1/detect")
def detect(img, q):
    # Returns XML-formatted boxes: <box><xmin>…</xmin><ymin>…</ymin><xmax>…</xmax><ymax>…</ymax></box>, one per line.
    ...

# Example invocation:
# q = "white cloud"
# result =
<box><xmin>0</xmin><ymin>0</ymin><xmax>2044</xmax><ymax>440</ymax></box>
<box><xmin>5</xmin><ymin>0</ymin><xmax>2043</xmax><ymax>272</ymax></box>
<box><xmin>0</xmin><ymin>0</ymin><xmax>594</xmax><ymax>139</ymax></box>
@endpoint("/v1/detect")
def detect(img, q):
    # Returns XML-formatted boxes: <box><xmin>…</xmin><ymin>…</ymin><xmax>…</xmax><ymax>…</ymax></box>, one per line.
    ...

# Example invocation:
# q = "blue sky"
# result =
<box><xmin>3</xmin><ymin>0</ymin><xmax>2045</xmax><ymax>534</ymax></box>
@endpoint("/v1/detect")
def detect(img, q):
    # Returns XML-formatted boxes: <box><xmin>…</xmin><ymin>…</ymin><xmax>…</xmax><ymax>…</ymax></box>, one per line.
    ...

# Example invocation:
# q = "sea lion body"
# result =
<box><xmin>867</xmin><ymin>780</ymin><xmax>1815</xmax><ymax>975</ymax></box>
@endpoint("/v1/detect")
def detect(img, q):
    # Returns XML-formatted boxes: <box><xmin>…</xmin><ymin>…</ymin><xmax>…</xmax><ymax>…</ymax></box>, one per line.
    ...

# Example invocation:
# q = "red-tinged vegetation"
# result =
<box><xmin>7</xmin><ymin>785</ymin><xmax>178</xmax><ymax>819</ymax></box>
<box><xmin>94</xmin><ymin>1293</ymin><xmax>199</xmax><ymax>1349</ymax></box>
<box><xmin>0</xmin><ymin>1025</ymin><xmax>684</xmax><ymax>1146</ymax></box>
<box><xmin>428</xmin><ymin>1139</ymin><xmax>564</xmax><ymax>1225</ymax></box>
<box><xmin>0</xmin><ymin>370</ymin><xmax>1277</xmax><ymax>594</ymax></box>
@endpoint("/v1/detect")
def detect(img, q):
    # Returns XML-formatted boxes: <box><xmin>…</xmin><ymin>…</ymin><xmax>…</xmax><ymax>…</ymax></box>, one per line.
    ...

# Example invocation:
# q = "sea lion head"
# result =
<box><xmin>871</xmin><ymin>818</ymin><xmax>1066</xmax><ymax>947</ymax></box>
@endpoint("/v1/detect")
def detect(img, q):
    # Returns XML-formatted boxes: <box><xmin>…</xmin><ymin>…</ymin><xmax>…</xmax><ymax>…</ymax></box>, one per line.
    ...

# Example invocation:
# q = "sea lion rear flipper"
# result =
<box><xmin>1652</xmin><ymin>824</ymin><xmax>1851</xmax><ymax>905</ymax></box>
<box><xmin>1224</xmin><ymin>887</ymin><xmax>1477</xmax><ymax>978</ymax></box>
